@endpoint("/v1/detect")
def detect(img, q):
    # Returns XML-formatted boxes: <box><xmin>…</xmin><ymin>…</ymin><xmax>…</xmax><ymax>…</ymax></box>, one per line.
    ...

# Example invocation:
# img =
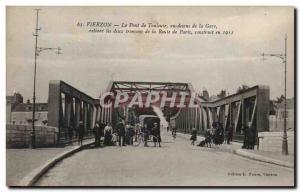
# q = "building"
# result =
<box><xmin>208</xmin><ymin>90</ymin><xmax>227</xmax><ymax>102</ymax></box>
<box><xmin>6</xmin><ymin>93</ymin><xmax>48</xmax><ymax>126</ymax></box>
<box><xmin>6</xmin><ymin>93</ymin><xmax>23</xmax><ymax>123</ymax></box>
<box><xmin>269</xmin><ymin>98</ymin><xmax>294</xmax><ymax>132</ymax></box>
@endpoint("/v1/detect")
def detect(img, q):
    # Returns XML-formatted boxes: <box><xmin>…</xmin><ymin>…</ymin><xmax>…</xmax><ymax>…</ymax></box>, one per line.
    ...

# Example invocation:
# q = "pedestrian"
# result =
<box><xmin>190</xmin><ymin>128</ymin><xmax>197</xmax><ymax>145</ymax></box>
<box><xmin>152</xmin><ymin>122</ymin><xmax>161</xmax><ymax>147</ymax></box>
<box><xmin>205</xmin><ymin>128</ymin><xmax>212</xmax><ymax>147</ymax></box>
<box><xmin>78</xmin><ymin>121</ymin><xmax>84</xmax><ymax>146</ymax></box>
<box><xmin>211</xmin><ymin>122</ymin><xmax>217</xmax><ymax>138</ymax></box>
<box><xmin>242</xmin><ymin>124</ymin><xmax>249</xmax><ymax>149</ymax></box>
<box><xmin>134</xmin><ymin>123</ymin><xmax>141</xmax><ymax>142</ymax></box>
<box><xmin>93</xmin><ymin>122</ymin><xmax>101</xmax><ymax>147</ymax></box>
<box><xmin>171</xmin><ymin>125</ymin><xmax>177</xmax><ymax>139</ymax></box>
<box><xmin>226</xmin><ymin>123</ymin><xmax>234</xmax><ymax>144</ymax></box>
<box><xmin>127</xmin><ymin>124</ymin><xmax>135</xmax><ymax>145</ymax></box>
<box><xmin>116</xmin><ymin>120</ymin><xmax>125</xmax><ymax>146</ymax></box>
<box><xmin>125</xmin><ymin>123</ymin><xmax>130</xmax><ymax>145</ymax></box>
<box><xmin>213</xmin><ymin>123</ymin><xmax>224</xmax><ymax>145</ymax></box>
<box><xmin>104</xmin><ymin>123</ymin><xmax>113</xmax><ymax>146</ymax></box>
<box><xmin>248</xmin><ymin>122</ymin><xmax>255</xmax><ymax>149</ymax></box>
<box><xmin>219</xmin><ymin>123</ymin><xmax>225</xmax><ymax>144</ymax></box>
<box><xmin>99</xmin><ymin>121</ymin><xmax>106</xmax><ymax>146</ymax></box>
<box><xmin>142</xmin><ymin>123</ymin><xmax>149</xmax><ymax>147</ymax></box>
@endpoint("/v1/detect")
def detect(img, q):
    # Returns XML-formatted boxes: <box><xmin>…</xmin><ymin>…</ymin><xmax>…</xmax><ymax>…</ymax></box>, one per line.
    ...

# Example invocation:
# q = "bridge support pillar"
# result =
<box><xmin>75</xmin><ymin>99</ymin><xmax>81</xmax><ymax>129</ymax></box>
<box><xmin>70</xmin><ymin>97</ymin><xmax>75</xmax><ymax>135</ymax></box>
<box><xmin>241</xmin><ymin>98</ymin><xmax>245</xmax><ymax>134</ymax></box>
<box><xmin>89</xmin><ymin>104</ymin><xmax>94</xmax><ymax>129</ymax></box>
<box><xmin>256</xmin><ymin>86</ymin><xmax>270</xmax><ymax>132</ymax></box>
<box><xmin>83</xmin><ymin>102</ymin><xmax>88</xmax><ymax>131</ymax></box>
<box><xmin>65</xmin><ymin>94</ymin><xmax>71</xmax><ymax>129</ymax></box>
<box><xmin>48</xmin><ymin>81</ymin><xmax>61</xmax><ymax>129</ymax></box>
<box><xmin>95</xmin><ymin>106</ymin><xmax>99</xmax><ymax>124</ymax></box>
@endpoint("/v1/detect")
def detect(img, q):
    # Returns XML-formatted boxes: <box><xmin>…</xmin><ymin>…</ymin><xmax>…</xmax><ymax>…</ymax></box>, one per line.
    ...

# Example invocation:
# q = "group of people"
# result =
<box><xmin>65</xmin><ymin>120</ymin><xmax>110</xmax><ymax>146</ymax></box>
<box><xmin>189</xmin><ymin>122</ymin><xmax>235</xmax><ymax>147</ymax></box>
<box><xmin>81</xmin><ymin>119</ymin><xmax>255</xmax><ymax>150</ymax></box>
<box><xmin>91</xmin><ymin>119</ymin><xmax>162</xmax><ymax>148</ymax></box>
<box><xmin>93</xmin><ymin>121</ymin><xmax>114</xmax><ymax>147</ymax></box>
<box><xmin>189</xmin><ymin>121</ymin><xmax>255</xmax><ymax>149</ymax></box>
<box><xmin>115</xmin><ymin>120</ymin><xmax>136</xmax><ymax>146</ymax></box>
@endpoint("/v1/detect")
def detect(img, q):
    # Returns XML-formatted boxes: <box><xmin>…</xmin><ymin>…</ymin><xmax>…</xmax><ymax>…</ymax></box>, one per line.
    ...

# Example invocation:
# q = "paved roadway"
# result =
<box><xmin>36</xmin><ymin>130</ymin><xmax>294</xmax><ymax>186</ymax></box>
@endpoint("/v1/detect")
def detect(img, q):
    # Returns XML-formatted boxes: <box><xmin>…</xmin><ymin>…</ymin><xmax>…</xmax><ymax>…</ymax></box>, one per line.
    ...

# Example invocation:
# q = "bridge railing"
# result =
<box><xmin>174</xmin><ymin>85</ymin><xmax>270</xmax><ymax>144</ymax></box>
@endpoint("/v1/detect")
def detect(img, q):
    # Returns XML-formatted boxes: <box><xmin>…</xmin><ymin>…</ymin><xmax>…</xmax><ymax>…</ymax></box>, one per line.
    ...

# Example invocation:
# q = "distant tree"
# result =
<box><xmin>276</xmin><ymin>94</ymin><xmax>285</xmax><ymax>103</ymax></box>
<box><xmin>236</xmin><ymin>85</ymin><xmax>249</xmax><ymax>93</ymax></box>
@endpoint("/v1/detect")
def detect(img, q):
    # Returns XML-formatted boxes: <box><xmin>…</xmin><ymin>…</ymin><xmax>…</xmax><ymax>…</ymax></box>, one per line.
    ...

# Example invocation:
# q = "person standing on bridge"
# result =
<box><xmin>190</xmin><ymin>128</ymin><xmax>197</xmax><ymax>145</ymax></box>
<box><xmin>104</xmin><ymin>123</ymin><xmax>113</xmax><ymax>146</ymax></box>
<box><xmin>152</xmin><ymin>122</ymin><xmax>161</xmax><ymax>147</ymax></box>
<box><xmin>225</xmin><ymin>123</ymin><xmax>234</xmax><ymax>144</ymax></box>
<box><xmin>134</xmin><ymin>123</ymin><xmax>141</xmax><ymax>142</ymax></box>
<box><xmin>78</xmin><ymin>121</ymin><xmax>85</xmax><ymax>146</ymax></box>
<box><xmin>116</xmin><ymin>120</ymin><xmax>125</xmax><ymax>146</ymax></box>
<box><xmin>127</xmin><ymin>124</ymin><xmax>135</xmax><ymax>145</ymax></box>
<box><xmin>242</xmin><ymin>123</ymin><xmax>249</xmax><ymax>149</ymax></box>
<box><xmin>93</xmin><ymin>122</ymin><xmax>101</xmax><ymax>147</ymax></box>
<box><xmin>247</xmin><ymin>122</ymin><xmax>256</xmax><ymax>150</ymax></box>
<box><xmin>99</xmin><ymin>121</ymin><xmax>106</xmax><ymax>146</ymax></box>
<box><xmin>142</xmin><ymin>123</ymin><xmax>149</xmax><ymax>147</ymax></box>
<box><xmin>125</xmin><ymin>123</ymin><xmax>130</xmax><ymax>145</ymax></box>
<box><xmin>171</xmin><ymin>125</ymin><xmax>177</xmax><ymax>140</ymax></box>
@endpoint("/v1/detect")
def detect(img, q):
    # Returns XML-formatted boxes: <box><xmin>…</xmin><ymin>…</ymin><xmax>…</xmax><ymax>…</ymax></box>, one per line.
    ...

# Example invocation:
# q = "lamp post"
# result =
<box><xmin>262</xmin><ymin>34</ymin><xmax>288</xmax><ymax>155</ymax></box>
<box><xmin>31</xmin><ymin>9</ymin><xmax>62</xmax><ymax>148</ymax></box>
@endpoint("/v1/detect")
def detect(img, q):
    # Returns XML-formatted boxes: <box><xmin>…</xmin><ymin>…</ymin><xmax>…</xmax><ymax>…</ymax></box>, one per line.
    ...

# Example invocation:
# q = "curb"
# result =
<box><xmin>178</xmin><ymin>132</ymin><xmax>293</xmax><ymax>168</ymax></box>
<box><xmin>234</xmin><ymin>149</ymin><xmax>294</xmax><ymax>168</ymax></box>
<box><xmin>18</xmin><ymin>141</ymin><xmax>94</xmax><ymax>186</ymax></box>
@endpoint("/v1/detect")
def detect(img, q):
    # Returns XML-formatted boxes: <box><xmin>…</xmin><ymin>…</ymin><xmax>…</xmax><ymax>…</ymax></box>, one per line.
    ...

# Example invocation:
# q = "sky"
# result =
<box><xmin>6</xmin><ymin>6</ymin><xmax>295</xmax><ymax>102</ymax></box>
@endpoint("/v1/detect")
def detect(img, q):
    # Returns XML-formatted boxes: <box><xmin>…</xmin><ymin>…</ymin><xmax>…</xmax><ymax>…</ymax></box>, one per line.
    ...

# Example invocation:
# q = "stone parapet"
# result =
<box><xmin>6</xmin><ymin>124</ymin><xmax>58</xmax><ymax>148</ymax></box>
<box><xmin>258</xmin><ymin>131</ymin><xmax>294</xmax><ymax>154</ymax></box>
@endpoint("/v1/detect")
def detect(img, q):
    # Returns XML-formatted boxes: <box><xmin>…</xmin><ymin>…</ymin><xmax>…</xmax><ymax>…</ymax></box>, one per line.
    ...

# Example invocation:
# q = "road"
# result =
<box><xmin>36</xmin><ymin>130</ymin><xmax>294</xmax><ymax>186</ymax></box>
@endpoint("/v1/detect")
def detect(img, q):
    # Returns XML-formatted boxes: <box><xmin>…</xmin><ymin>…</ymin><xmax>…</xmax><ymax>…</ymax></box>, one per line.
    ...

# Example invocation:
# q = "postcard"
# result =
<box><xmin>6</xmin><ymin>6</ymin><xmax>295</xmax><ymax>187</ymax></box>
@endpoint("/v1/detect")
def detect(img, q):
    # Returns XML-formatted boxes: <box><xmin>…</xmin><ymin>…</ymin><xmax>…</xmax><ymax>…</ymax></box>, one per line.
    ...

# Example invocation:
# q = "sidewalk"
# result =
<box><xmin>234</xmin><ymin>149</ymin><xmax>294</xmax><ymax>168</ymax></box>
<box><xmin>6</xmin><ymin>138</ymin><xmax>94</xmax><ymax>186</ymax></box>
<box><xmin>177</xmin><ymin>132</ymin><xmax>294</xmax><ymax>168</ymax></box>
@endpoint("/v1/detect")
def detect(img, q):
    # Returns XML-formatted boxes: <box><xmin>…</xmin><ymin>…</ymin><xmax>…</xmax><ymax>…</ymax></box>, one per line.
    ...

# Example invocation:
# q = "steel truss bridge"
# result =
<box><xmin>47</xmin><ymin>80</ymin><xmax>269</xmax><ymax>144</ymax></box>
